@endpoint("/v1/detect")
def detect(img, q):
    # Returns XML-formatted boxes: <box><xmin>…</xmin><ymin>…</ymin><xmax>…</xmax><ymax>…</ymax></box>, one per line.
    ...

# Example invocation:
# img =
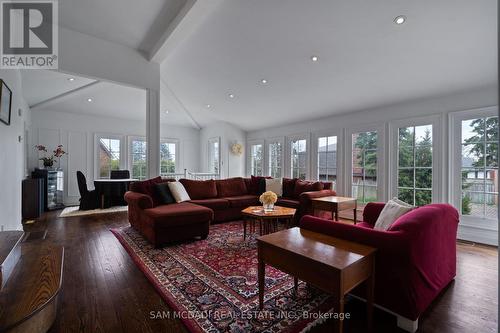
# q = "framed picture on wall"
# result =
<box><xmin>0</xmin><ymin>79</ymin><xmax>12</xmax><ymax>125</ymax></box>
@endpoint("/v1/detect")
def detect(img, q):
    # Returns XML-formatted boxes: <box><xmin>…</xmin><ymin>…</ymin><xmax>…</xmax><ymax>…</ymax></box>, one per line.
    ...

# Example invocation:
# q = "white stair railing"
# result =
<box><xmin>161</xmin><ymin>169</ymin><xmax>220</xmax><ymax>180</ymax></box>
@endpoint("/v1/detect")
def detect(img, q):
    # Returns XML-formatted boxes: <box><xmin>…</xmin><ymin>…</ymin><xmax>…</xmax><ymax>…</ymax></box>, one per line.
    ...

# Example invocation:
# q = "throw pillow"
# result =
<box><xmin>282</xmin><ymin>178</ymin><xmax>297</xmax><ymax>198</ymax></box>
<box><xmin>293</xmin><ymin>180</ymin><xmax>324</xmax><ymax>199</ymax></box>
<box><xmin>373</xmin><ymin>198</ymin><xmax>414</xmax><ymax>231</ymax></box>
<box><xmin>154</xmin><ymin>182</ymin><xmax>175</xmax><ymax>205</ymax></box>
<box><xmin>251</xmin><ymin>175</ymin><xmax>271</xmax><ymax>195</ymax></box>
<box><xmin>167</xmin><ymin>181</ymin><xmax>191</xmax><ymax>203</ymax></box>
<box><xmin>265</xmin><ymin>178</ymin><xmax>283</xmax><ymax>196</ymax></box>
<box><xmin>130</xmin><ymin>176</ymin><xmax>164</xmax><ymax>206</ymax></box>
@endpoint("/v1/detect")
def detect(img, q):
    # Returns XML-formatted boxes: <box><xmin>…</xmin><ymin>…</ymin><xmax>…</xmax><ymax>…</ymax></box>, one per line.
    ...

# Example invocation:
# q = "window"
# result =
<box><xmin>130</xmin><ymin>138</ymin><xmax>147</xmax><ymax>180</ymax></box>
<box><xmin>291</xmin><ymin>139</ymin><xmax>307</xmax><ymax>179</ymax></box>
<box><xmin>268</xmin><ymin>142</ymin><xmax>282</xmax><ymax>177</ymax></box>
<box><xmin>97</xmin><ymin>136</ymin><xmax>121</xmax><ymax>178</ymax></box>
<box><xmin>208</xmin><ymin>137</ymin><xmax>220</xmax><ymax>174</ymax></box>
<box><xmin>397</xmin><ymin>125</ymin><xmax>433</xmax><ymax>206</ymax></box>
<box><xmin>160</xmin><ymin>141</ymin><xmax>177</xmax><ymax>175</ymax></box>
<box><xmin>352</xmin><ymin>131</ymin><xmax>377</xmax><ymax>204</ymax></box>
<box><xmin>461</xmin><ymin>117</ymin><xmax>498</xmax><ymax>219</ymax></box>
<box><xmin>250</xmin><ymin>144</ymin><xmax>263</xmax><ymax>176</ymax></box>
<box><xmin>317</xmin><ymin>136</ymin><xmax>337</xmax><ymax>184</ymax></box>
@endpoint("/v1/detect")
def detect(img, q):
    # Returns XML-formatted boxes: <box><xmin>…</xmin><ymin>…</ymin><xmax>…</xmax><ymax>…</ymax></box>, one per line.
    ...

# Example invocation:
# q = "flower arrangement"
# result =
<box><xmin>259</xmin><ymin>191</ymin><xmax>277</xmax><ymax>212</ymax></box>
<box><xmin>231</xmin><ymin>143</ymin><xmax>243</xmax><ymax>155</ymax></box>
<box><xmin>35</xmin><ymin>144</ymin><xmax>67</xmax><ymax>168</ymax></box>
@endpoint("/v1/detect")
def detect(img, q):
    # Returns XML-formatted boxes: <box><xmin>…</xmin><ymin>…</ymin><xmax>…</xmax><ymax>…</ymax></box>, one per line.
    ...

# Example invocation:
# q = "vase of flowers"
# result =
<box><xmin>259</xmin><ymin>191</ymin><xmax>278</xmax><ymax>212</ymax></box>
<box><xmin>35</xmin><ymin>144</ymin><xmax>67</xmax><ymax>169</ymax></box>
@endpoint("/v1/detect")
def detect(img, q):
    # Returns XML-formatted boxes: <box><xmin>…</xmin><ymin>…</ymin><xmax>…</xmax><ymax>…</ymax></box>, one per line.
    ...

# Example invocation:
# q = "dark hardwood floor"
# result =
<box><xmin>23</xmin><ymin>210</ymin><xmax>498</xmax><ymax>333</ymax></box>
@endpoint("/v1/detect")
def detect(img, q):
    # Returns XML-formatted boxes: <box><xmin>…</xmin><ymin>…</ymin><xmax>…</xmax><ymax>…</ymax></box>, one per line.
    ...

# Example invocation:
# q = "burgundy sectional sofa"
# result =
<box><xmin>125</xmin><ymin>176</ymin><xmax>336</xmax><ymax>247</ymax></box>
<box><xmin>299</xmin><ymin>202</ymin><xmax>459</xmax><ymax>332</ymax></box>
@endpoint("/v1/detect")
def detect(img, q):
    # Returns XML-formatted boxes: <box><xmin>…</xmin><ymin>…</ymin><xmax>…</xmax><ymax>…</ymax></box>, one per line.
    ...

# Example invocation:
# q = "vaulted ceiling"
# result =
<box><xmin>161</xmin><ymin>0</ymin><xmax>497</xmax><ymax>130</ymax></box>
<box><xmin>22</xmin><ymin>0</ymin><xmax>497</xmax><ymax>131</ymax></box>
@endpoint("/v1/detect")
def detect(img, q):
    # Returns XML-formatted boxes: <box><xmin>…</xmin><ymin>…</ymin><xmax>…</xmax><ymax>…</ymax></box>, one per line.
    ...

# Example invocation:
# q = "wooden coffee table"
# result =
<box><xmin>257</xmin><ymin>227</ymin><xmax>376</xmax><ymax>333</ymax></box>
<box><xmin>312</xmin><ymin>196</ymin><xmax>358</xmax><ymax>223</ymax></box>
<box><xmin>241</xmin><ymin>206</ymin><xmax>296</xmax><ymax>240</ymax></box>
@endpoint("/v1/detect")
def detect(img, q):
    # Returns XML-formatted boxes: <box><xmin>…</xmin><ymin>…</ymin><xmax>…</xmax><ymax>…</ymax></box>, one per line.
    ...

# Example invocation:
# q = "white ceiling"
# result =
<box><xmin>161</xmin><ymin>0</ymin><xmax>497</xmax><ymax>130</ymax></box>
<box><xmin>59</xmin><ymin>0</ymin><xmax>187</xmax><ymax>53</ymax></box>
<box><xmin>22</xmin><ymin>70</ymin><xmax>196</xmax><ymax>127</ymax></box>
<box><xmin>21</xmin><ymin>70</ymin><xmax>95</xmax><ymax>106</ymax></box>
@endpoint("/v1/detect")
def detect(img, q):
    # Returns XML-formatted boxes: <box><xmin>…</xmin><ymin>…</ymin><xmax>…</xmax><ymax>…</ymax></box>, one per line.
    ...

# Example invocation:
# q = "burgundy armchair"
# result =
<box><xmin>299</xmin><ymin>202</ymin><xmax>459</xmax><ymax>332</ymax></box>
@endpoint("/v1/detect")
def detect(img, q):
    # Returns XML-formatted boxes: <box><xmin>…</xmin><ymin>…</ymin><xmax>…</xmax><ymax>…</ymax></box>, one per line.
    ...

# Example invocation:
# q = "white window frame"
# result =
<box><xmin>265</xmin><ymin>137</ymin><xmax>285</xmax><ymax>178</ymax></box>
<box><xmin>312</xmin><ymin>130</ymin><xmax>343</xmax><ymax>193</ymax></box>
<box><xmin>128</xmin><ymin>136</ymin><xmax>148</xmax><ymax>180</ymax></box>
<box><xmin>94</xmin><ymin>133</ymin><xmax>125</xmax><ymax>179</ymax></box>
<box><xmin>345</xmin><ymin>125</ymin><xmax>386</xmax><ymax>202</ymax></box>
<box><xmin>287</xmin><ymin>133</ymin><xmax>310</xmax><ymax>179</ymax></box>
<box><xmin>449</xmin><ymin>106</ymin><xmax>498</xmax><ymax>245</ymax></box>
<box><xmin>160</xmin><ymin>138</ymin><xmax>180</xmax><ymax>175</ymax></box>
<box><xmin>389</xmin><ymin>115</ymin><xmax>443</xmax><ymax>204</ymax></box>
<box><xmin>207</xmin><ymin>136</ymin><xmax>221</xmax><ymax>174</ymax></box>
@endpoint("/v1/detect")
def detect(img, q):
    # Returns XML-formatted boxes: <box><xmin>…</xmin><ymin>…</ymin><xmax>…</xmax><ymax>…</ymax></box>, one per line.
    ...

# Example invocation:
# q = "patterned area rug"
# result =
<box><xmin>59</xmin><ymin>205</ymin><xmax>128</xmax><ymax>217</ymax></box>
<box><xmin>111</xmin><ymin>222</ymin><xmax>336</xmax><ymax>333</ymax></box>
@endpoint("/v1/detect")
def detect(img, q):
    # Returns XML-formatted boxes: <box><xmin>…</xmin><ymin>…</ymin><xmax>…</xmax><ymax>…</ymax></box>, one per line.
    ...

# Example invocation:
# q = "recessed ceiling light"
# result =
<box><xmin>165</xmin><ymin>110</ymin><xmax>169</xmax><ymax>114</ymax></box>
<box><xmin>311</xmin><ymin>55</ymin><xmax>319</xmax><ymax>62</ymax></box>
<box><xmin>229</xmin><ymin>93</ymin><xmax>235</xmax><ymax>98</ymax></box>
<box><xmin>87</xmin><ymin>98</ymin><xmax>93</xmax><ymax>102</ymax></box>
<box><xmin>68</xmin><ymin>77</ymin><xmax>75</xmax><ymax>82</ymax></box>
<box><xmin>394</xmin><ymin>15</ymin><xmax>406</xmax><ymax>25</ymax></box>
<box><xmin>206</xmin><ymin>104</ymin><xmax>211</xmax><ymax>109</ymax></box>
<box><xmin>260</xmin><ymin>79</ymin><xmax>268</xmax><ymax>84</ymax></box>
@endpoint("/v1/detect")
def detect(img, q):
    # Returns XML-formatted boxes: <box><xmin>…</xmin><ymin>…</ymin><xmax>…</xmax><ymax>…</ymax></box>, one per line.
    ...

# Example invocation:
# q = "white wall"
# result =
<box><xmin>200</xmin><ymin>121</ymin><xmax>246</xmax><ymax>178</ymax></box>
<box><xmin>0</xmin><ymin>70</ymin><xmax>31</xmax><ymax>231</ymax></box>
<box><xmin>29</xmin><ymin>109</ymin><xmax>200</xmax><ymax>205</ymax></box>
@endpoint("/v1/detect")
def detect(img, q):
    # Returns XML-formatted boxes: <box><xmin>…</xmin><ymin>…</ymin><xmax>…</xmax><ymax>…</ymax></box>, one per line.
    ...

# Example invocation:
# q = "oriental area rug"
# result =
<box><xmin>111</xmin><ymin>222</ymin><xmax>337</xmax><ymax>333</ymax></box>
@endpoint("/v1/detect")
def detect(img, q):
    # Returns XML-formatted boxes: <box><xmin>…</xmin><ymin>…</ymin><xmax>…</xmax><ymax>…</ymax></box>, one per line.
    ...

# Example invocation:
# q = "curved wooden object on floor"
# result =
<box><xmin>0</xmin><ymin>241</ymin><xmax>64</xmax><ymax>333</ymax></box>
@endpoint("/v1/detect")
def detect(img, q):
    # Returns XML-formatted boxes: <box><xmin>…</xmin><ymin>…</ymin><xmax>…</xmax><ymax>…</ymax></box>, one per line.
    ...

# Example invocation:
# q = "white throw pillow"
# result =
<box><xmin>265</xmin><ymin>178</ymin><xmax>283</xmax><ymax>197</ymax></box>
<box><xmin>373</xmin><ymin>197</ymin><xmax>413</xmax><ymax>231</ymax></box>
<box><xmin>167</xmin><ymin>181</ymin><xmax>191</xmax><ymax>203</ymax></box>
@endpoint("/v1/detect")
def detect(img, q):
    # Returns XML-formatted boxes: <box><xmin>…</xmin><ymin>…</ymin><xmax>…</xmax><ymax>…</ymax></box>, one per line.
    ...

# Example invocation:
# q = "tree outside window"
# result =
<box><xmin>461</xmin><ymin>117</ymin><xmax>498</xmax><ymax>219</ymax></box>
<box><xmin>160</xmin><ymin>142</ymin><xmax>176</xmax><ymax>175</ymax></box>
<box><xmin>251</xmin><ymin>144</ymin><xmax>263</xmax><ymax>176</ymax></box>
<box><xmin>397</xmin><ymin>125</ymin><xmax>433</xmax><ymax>206</ymax></box>
<box><xmin>98</xmin><ymin>137</ymin><xmax>120</xmax><ymax>178</ymax></box>
<box><xmin>291</xmin><ymin>139</ymin><xmax>307</xmax><ymax>179</ymax></box>
<box><xmin>352</xmin><ymin>132</ymin><xmax>377</xmax><ymax>203</ymax></box>
<box><xmin>268</xmin><ymin>142</ymin><xmax>282</xmax><ymax>178</ymax></box>
<box><xmin>131</xmin><ymin>139</ymin><xmax>147</xmax><ymax>180</ymax></box>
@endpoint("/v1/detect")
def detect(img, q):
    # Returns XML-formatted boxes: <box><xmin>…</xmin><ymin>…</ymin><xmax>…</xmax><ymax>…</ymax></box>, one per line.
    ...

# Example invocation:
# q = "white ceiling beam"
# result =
<box><xmin>160</xmin><ymin>79</ymin><xmax>201</xmax><ymax>130</ymax></box>
<box><xmin>30</xmin><ymin>81</ymin><xmax>101</xmax><ymax>110</ymax></box>
<box><xmin>149</xmin><ymin>0</ymin><xmax>223</xmax><ymax>63</ymax></box>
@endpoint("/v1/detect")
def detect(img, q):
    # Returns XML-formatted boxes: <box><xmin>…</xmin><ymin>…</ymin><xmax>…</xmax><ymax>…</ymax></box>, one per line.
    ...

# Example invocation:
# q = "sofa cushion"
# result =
<box><xmin>179</xmin><ymin>179</ymin><xmax>218</xmax><ymax>199</ymax></box>
<box><xmin>216</xmin><ymin>177</ymin><xmax>248</xmax><ymax>197</ymax></box>
<box><xmin>282</xmin><ymin>178</ymin><xmax>297</xmax><ymax>197</ymax></box>
<box><xmin>225</xmin><ymin>195</ymin><xmax>259</xmax><ymax>208</ymax></box>
<box><xmin>293</xmin><ymin>180</ymin><xmax>324</xmax><ymax>199</ymax></box>
<box><xmin>277</xmin><ymin>197</ymin><xmax>300</xmax><ymax>209</ymax></box>
<box><xmin>189</xmin><ymin>198</ymin><xmax>230</xmax><ymax>210</ymax></box>
<box><xmin>144</xmin><ymin>202</ymin><xmax>213</xmax><ymax>227</ymax></box>
<box><xmin>154</xmin><ymin>183</ymin><xmax>175</xmax><ymax>205</ymax></box>
<box><xmin>167</xmin><ymin>181</ymin><xmax>191</xmax><ymax>203</ymax></box>
<box><xmin>130</xmin><ymin>176</ymin><xmax>164</xmax><ymax>206</ymax></box>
